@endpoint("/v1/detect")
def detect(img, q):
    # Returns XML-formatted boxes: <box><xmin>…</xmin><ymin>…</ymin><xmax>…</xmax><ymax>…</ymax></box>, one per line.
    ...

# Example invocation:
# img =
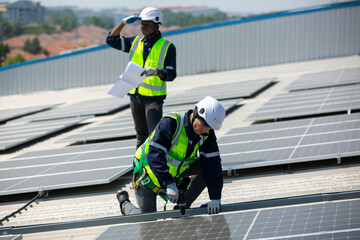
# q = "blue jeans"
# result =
<box><xmin>121</xmin><ymin>161</ymin><xmax>206</xmax><ymax>215</ymax></box>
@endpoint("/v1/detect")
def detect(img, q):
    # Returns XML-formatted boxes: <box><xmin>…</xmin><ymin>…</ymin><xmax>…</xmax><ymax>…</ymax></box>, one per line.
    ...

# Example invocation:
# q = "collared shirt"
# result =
<box><xmin>106</xmin><ymin>31</ymin><xmax>177</xmax><ymax>101</ymax></box>
<box><xmin>147</xmin><ymin>110</ymin><xmax>223</xmax><ymax>200</ymax></box>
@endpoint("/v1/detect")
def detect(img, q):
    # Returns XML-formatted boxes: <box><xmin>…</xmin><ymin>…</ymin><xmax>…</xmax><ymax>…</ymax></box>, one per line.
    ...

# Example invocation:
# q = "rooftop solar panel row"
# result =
<box><xmin>56</xmin><ymin>99</ymin><xmax>241</xmax><ymax>144</ymax></box>
<box><xmin>94</xmin><ymin>198</ymin><xmax>360</xmax><ymax>240</ymax></box>
<box><xmin>0</xmin><ymin>104</ymin><xmax>60</xmax><ymax>124</ymax></box>
<box><xmin>245</xmin><ymin>84</ymin><xmax>360</xmax><ymax>122</ymax></box>
<box><xmin>219</xmin><ymin>113</ymin><xmax>360</xmax><ymax>170</ymax></box>
<box><xmin>164</xmin><ymin>78</ymin><xmax>275</xmax><ymax>106</ymax></box>
<box><xmin>0</xmin><ymin>117</ymin><xmax>90</xmax><ymax>151</ymax></box>
<box><xmin>0</xmin><ymin>139</ymin><xmax>136</xmax><ymax>196</ymax></box>
<box><xmin>14</xmin><ymin>97</ymin><xmax>129</xmax><ymax>122</ymax></box>
<box><xmin>286</xmin><ymin>67</ymin><xmax>360</xmax><ymax>91</ymax></box>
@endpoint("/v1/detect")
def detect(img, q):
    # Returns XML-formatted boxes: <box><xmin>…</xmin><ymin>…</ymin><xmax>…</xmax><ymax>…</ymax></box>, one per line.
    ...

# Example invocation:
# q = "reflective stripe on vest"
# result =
<box><xmin>134</xmin><ymin>112</ymin><xmax>207</xmax><ymax>188</ymax></box>
<box><xmin>128</xmin><ymin>36</ymin><xmax>171</xmax><ymax>96</ymax></box>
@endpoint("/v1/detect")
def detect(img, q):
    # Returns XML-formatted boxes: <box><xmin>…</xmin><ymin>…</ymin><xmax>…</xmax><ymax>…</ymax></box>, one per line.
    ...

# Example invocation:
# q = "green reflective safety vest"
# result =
<box><xmin>133</xmin><ymin>112</ymin><xmax>208</xmax><ymax>188</ymax></box>
<box><xmin>128</xmin><ymin>36</ymin><xmax>171</xmax><ymax>97</ymax></box>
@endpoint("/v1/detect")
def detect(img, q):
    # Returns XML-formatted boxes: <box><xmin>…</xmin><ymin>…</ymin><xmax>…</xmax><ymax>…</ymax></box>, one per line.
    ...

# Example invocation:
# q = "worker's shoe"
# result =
<box><xmin>116</xmin><ymin>191</ymin><xmax>130</xmax><ymax>215</ymax></box>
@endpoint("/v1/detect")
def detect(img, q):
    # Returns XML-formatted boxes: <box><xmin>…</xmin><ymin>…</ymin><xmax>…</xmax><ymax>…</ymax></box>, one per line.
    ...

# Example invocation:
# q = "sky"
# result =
<box><xmin>23</xmin><ymin>0</ymin><xmax>353</xmax><ymax>13</ymax></box>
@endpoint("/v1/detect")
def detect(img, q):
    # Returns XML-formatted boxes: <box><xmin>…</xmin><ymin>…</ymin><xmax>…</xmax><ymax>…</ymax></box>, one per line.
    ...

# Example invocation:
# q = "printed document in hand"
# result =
<box><xmin>107</xmin><ymin>62</ymin><xmax>146</xmax><ymax>98</ymax></box>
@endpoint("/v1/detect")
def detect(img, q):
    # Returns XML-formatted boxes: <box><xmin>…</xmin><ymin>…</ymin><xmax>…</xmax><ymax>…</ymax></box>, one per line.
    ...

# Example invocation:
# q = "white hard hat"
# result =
<box><xmin>139</xmin><ymin>7</ymin><xmax>163</xmax><ymax>24</ymax></box>
<box><xmin>195</xmin><ymin>96</ymin><xmax>226</xmax><ymax>130</ymax></box>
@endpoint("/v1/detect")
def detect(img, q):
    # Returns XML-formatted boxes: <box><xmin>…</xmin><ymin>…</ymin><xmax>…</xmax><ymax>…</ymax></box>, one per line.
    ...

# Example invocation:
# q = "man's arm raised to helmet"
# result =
<box><xmin>109</xmin><ymin>21</ymin><xmax>126</xmax><ymax>36</ymax></box>
<box><xmin>109</xmin><ymin>16</ymin><xmax>141</xmax><ymax>36</ymax></box>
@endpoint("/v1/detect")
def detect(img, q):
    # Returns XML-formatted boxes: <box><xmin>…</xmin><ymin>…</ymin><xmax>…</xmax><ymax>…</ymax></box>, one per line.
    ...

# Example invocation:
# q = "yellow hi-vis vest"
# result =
<box><xmin>128</xmin><ymin>36</ymin><xmax>171</xmax><ymax>97</ymax></box>
<box><xmin>133</xmin><ymin>112</ymin><xmax>208</xmax><ymax>188</ymax></box>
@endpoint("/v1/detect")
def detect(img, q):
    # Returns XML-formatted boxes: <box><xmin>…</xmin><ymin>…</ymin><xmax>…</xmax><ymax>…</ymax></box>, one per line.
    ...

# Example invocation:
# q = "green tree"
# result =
<box><xmin>82</xmin><ymin>15</ymin><xmax>114</xmax><ymax>29</ymax></box>
<box><xmin>11</xmin><ymin>22</ymin><xmax>25</xmax><ymax>36</ymax></box>
<box><xmin>23</xmin><ymin>39</ymin><xmax>32</xmax><ymax>52</ymax></box>
<box><xmin>26</xmin><ymin>22</ymin><xmax>56</xmax><ymax>35</ymax></box>
<box><xmin>43</xmin><ymin>49</ymin><xmax>49</xmax><ymax>56</ymax></box>
<box><xmin>0</xmin><ymin>19</ymin><xmax>12</xmax><ymax>41</ymax></box>
<box><xmin>22</xmin><ymin>37</ymin><xmax>42</xmax><ymax>54</ymax></box>
<box><xmin>0</xmin><ymin>42</ymin><xmax>10</xmax><ymax>66</ymax></box>
<box><xmin>30</xmin><ymin>37</ymin><xmax>42</xmax><ymax>54</ymax></box>
<box><xmin>50</xmin><ymin>9</ymin><xmax>77</xmax><ymax>32</ymax></box>
<box><xmin>2</xmin><ymin>53</ymin><xmax>25</xmax><ymax>66</ymax></box>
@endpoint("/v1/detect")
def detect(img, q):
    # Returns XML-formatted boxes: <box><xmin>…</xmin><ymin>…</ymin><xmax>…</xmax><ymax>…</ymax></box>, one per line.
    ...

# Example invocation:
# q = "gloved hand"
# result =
<box><xmin>122</xmin><ymin>15</ymin><xmax>142</xmax><ymax>24</ymax></box>
<box><xmin>200</xmin><ymin>200</ymin><xmax>221</xmax><ymax>214</ymax></box>
<box><xmin>165</xmin><ymin>182</ymin><xmax>179</xmax><ymax>204</ymax></box>
<box><xmin>140</xmin><ymin>67</ymin><xmax>158</xmax><ymax>77</ymax></box>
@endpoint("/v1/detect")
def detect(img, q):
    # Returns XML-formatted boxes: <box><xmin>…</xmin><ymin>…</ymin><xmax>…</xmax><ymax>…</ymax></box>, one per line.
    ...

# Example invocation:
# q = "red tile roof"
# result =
<box><xmin>8</xmin><ymin>48</ymin><xmax>47</xmax><ymax>60</ymax></box>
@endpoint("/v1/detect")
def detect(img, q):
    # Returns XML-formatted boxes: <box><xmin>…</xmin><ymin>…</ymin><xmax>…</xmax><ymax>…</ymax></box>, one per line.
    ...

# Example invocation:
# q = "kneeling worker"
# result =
<box><xmin>117</xmin><ymin>96</ymin><xmax>226</xmax><ymax>215</ymax></box>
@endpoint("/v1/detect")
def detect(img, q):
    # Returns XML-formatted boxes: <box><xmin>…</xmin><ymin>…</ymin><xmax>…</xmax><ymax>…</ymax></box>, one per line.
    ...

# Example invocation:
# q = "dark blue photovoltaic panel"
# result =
<box><xmin>0</xmin><ymin>104</ymin><xmax>60</xmax><ymax>124</ymax></box>
<box><xmin>246</xmin><ymin>84</ymin><xmax>360</xmax><ymax>122</ymax></box>
<box><xmin>56</xmin><ymin>99</ymin><xmax>241</xmax><ymax>144</ymax></box>
<box><xmin>286</xmin><ymin>67</ymin><xmax>360</xmax><ymax>91</ymax></box>
<box><xmin>164</xmin><ymin>78</ymin><xmax>274</xmax><ymax>106</ymax></box>
<box><xmin>14</xmin><ymin>97</ymin><xmax>129</xmax><ymax>122</ymax></box>
<box><xmin>0</xmin><ymin>117</ymin><xmax>89</xmax><ymax>151</ymax></box>
<box><xmin>0</xmin><ymin>235</ymin><xmax>22</xmax><ymax>240</ymax></box>
<box><xmin>218</xmin><ymin>113</ymin><xmax>360</xmax><ymax>170</ymax></box>
<box><xmin>94</xmin><ymin>198</ymin><xmax>360</xmax><ymax>240</ymax></box>
<box><xmin>0</xmin><ymin>139</ymin><xmax>135</xmax><ymax>196</ymax></box>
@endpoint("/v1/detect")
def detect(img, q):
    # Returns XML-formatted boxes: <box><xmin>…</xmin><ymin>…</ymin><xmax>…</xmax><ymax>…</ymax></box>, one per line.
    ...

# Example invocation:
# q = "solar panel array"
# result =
<box><xmin>286</xmin><ymin>67</ymin><xmax>360</xmax><ymax>92</ymax></box>
<box><xmin>164</xmin><ymin>78</ymin><xmax>275</xmax><ymax>106</ymax></box>
<box><xmin>0</xmin><ymin>117</ymin><xmax>89</xmax><ymax>151</ymax></box>
<box><xmin>94</xmin><ymin>198</ymin><xmax>360</xmax><ymax>240</ymax></box>
<box><xmin>0</xmin><ymin>104</ymin><xmax>60</xmax><ymax>124</ymax></box>
<box><xmin>14</xmin><ymin>97</ymin><xmax>129</xmax><ymax>122</ymax></box>
<box><xmin>56</xmin><ymin>99</ymin><xmax>241</xmax><ymax>144</ymax></box>
<box><xmin>218</xmin><ymin>113</ymin><xmax>360</xmax><ymax>170</ymax></box>
<box><xmin>0</xmin><ymin>139</ymin><xmax>136</xmax><ymax>196</ymax></box>
<box><xmin>245</xmin><ymin>84</ymin><xmax>360</xmax><ymax>122</ymax></box>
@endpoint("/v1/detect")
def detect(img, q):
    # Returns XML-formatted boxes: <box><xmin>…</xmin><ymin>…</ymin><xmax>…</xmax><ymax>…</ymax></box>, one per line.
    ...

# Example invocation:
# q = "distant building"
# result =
<box><xmin>4</xmin><ymin>0</ymin><xmax>45</xmax><ymax>25</ymax></box>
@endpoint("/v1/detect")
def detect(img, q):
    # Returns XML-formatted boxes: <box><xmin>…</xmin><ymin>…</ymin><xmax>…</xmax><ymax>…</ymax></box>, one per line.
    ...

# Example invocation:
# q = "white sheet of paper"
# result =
<box><xmin>107</xmin><ymin>62</ymin><xmax>146</xmax><ymax>98</ymax></box>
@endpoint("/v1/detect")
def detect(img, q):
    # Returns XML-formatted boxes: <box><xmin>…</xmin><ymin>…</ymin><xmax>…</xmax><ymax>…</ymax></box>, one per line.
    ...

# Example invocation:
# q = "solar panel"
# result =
<box><xmin>0</xmin><ymin>139</ymin><xmax>136</xmax><ymax>196</ymax></box>
<box><xmin>0</xmin><ymin>117</ymin><xmax>89</xmax><ymax>151</ymax></box>
<box><xmin>13</xmin><ymin>98</ymin><xmax>129</xmax><ymax>122</ymax></box>
<box><xmin>0</xmin><ymin>235</ymin><xmax>22</xmax><ymax>240</ymax></box>
<box><xmin>94</xmin><ymin>198</ymin><xmax>360</xmax><ymax>240</ymax></box>
<box><xmin>0</xmin><ymin>104</ymin><xmax>60</xmax><ymax>124</ymax></box>
<box><xmin>245</xmin><ymin>84</ymin><xmax>360</xmax><ymax>122</ymax></box>
<box><xmin>56</xmin><ymin>99</ymin><xmax>241</xmax><ymax>144</ymax></box>
<box><xmin>286</xmin><ymin>67</ymin><xmax>360</xmax><ymax>91</ymax></box>
<box><xmin>218</xmin><ymin>113</ymin><xmax>360</xmax><ymax>170</ymax></box>
<box><xmin>164</xmin><ymin>78</ymin><xmax>275</xmax><ymax>106</ymax></box>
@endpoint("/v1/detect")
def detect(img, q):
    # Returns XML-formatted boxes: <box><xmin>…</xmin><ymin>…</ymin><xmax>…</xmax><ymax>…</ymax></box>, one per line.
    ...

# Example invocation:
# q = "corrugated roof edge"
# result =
<box><xmin>1</xmin><ymin>1</ymin><xmax>359</xmax><ymax>72</ymax></box>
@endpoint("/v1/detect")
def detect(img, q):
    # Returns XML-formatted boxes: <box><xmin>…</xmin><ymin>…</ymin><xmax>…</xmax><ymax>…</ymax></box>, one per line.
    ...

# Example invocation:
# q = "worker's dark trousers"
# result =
<box><xmin>130</xmin><ymin>96</ymin><xmax>163</xmax><ymax>150</ymax></box>
<box><xmin>121</xmin><ymin>161</ymin><xmax>207</xmax><ymax>215</ymax></box>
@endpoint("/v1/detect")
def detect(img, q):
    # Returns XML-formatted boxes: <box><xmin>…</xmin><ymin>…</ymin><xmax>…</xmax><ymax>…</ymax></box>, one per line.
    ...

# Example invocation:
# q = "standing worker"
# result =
<box><xmin>106</xmin><ymin>7</ymin><xmax>177</xmax><ymax>149</ymax></box>
<box><xmin>117</xmin><ymin>96</ymin><xmax>226</xmax><ymax>215</ymax></box>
